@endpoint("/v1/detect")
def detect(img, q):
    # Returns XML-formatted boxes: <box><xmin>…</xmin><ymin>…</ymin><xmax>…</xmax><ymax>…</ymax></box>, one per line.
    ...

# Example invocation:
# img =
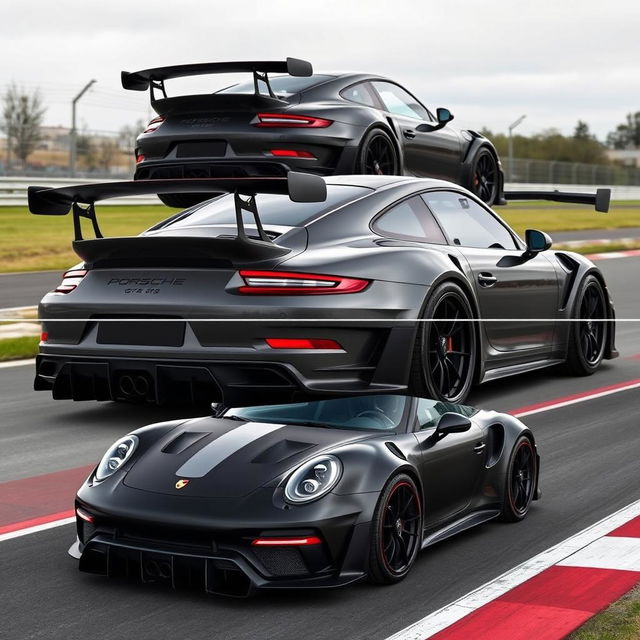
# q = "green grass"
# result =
<box><xmin>568</xmin><ymin>584</ymin><xmax>640</xmax><ymax>639</ymax></box>
<box><xmin>0</xmin><ymin>335</ymin><xmax>39</xmax><ymax>361</ymax></box>
<box><xmin>1</xmin><ymin>200</ymin><xmax>640</xmax><ymax>273</ymax></box>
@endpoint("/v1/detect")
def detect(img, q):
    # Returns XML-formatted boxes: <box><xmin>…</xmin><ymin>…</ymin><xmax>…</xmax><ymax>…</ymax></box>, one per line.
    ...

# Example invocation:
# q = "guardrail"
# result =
<box><xmin>1</xmin><ymin>176</ymin><xmax>639</xmax><ymax>208</ymax></box>
<box><xmin>0</xmin><ymin>177</ymin><xmax>160</xmax><ymax>207</ymax></box>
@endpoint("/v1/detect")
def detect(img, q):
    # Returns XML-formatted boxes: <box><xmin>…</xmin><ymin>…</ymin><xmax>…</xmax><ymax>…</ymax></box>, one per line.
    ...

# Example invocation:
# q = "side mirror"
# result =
<box><xmin>436</xmin><ymin>412</ymin><xmax>472</xmax><ymax>437</ymax></box>
<box><xmin>415</xmin><ymin>107</ymin><xmax>454</xmax><ymax>133</ymax></box>
<box><xmin>525</xmin><ymin>229</ymin><xmax>552</xmax><ymax>254</ymax></box>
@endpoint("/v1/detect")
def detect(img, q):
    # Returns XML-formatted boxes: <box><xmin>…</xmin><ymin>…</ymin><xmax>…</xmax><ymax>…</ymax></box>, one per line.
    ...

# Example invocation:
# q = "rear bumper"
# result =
<box><xmin>35</xmin><ymin>324</ymin><xmax>417</xmax><ymax>405</ymax></box>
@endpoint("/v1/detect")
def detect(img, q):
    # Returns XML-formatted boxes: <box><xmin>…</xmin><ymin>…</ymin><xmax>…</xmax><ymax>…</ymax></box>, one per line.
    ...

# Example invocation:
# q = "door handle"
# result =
<box><xmin>473</xmin><ymin>442</ymin><xmax>486</xmax><ymax>454</ymax></box>
<box><xmin>403</xmin><ymin>129</ymin><xmax>416</xmax><ymax>139</ymax></box>
<box><xmin>478</xmin><ymin>272</ymin><xmax>498</xmax><ymax>288</ymax></box>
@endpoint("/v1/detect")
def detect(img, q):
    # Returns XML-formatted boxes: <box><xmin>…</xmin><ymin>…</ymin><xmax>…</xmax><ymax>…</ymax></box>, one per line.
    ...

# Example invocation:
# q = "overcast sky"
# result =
<box><xmin>1</xmin><ymin>0</ymin><xmax>638</xmax><ymax>140</ymax></box>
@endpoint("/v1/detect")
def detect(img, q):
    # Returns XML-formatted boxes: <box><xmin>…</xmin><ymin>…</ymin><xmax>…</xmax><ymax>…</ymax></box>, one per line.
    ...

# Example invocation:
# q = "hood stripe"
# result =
<box><xmin>175</xmin><ymin>422</ymin><xmax>285</xmax><ymax>478</ymax></box>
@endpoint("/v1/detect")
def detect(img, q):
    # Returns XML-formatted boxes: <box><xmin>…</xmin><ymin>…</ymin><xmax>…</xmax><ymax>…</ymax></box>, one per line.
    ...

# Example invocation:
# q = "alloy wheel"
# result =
<box><xmin>473</xmin><ymin>152</ymin><xmax>498</xmax><ymax>203</ymax></box>
<box><xmin>509</xmin><ymin>440</ymin><xmax>535</xmax><ymax>515</ymax></box>
<box><xmin>363</xmin><ymin>135</ymin><xmax>397</xmax><ymax>175</ymax></box>
<box><xmin>579</xmin><ymin>282</ymin><xmax>606</xmax><ymax>365</ymax></box>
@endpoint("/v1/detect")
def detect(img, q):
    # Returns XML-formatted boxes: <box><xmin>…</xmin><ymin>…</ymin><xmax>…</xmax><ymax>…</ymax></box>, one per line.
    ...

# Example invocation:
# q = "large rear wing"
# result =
<box><xmin>504</xmin><ymin>188</ymin><xmax>611</xmax><ymax>213</ymax></box>
<box><xmin>121</xmin><ymin>57</ymin><xmax>312</xmax><ymax>99</ymax></box>
<box><xmin>28</xmin><ymin>172</ymin><xmax>327</xmax><ymax>260</ymax></box>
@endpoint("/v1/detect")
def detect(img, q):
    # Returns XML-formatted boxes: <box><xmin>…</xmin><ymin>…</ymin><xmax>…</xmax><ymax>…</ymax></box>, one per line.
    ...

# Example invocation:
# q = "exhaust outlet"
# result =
<box><xmin>119</xmin><ymin>375</ymin><xmax>135</xmax><ymax>396</ymax></box>
<box><xmin>133</xmin><ymin>375</ymin><xmax>150</xmax><ymax>396</ymax></box>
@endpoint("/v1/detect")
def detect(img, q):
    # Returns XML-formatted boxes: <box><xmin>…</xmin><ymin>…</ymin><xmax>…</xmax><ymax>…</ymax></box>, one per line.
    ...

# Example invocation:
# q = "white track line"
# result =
<box><xmin>0</xmin><ymin>359</ymin><xmax>35</xmax><ymax>369</ymax></box>
<box><xmin>0</xmin><ymin>517</ymin><xmax>75</xmax><ymax>543</ymax></box>
<box><xmin>386</xmin><ymin>499</ymin><xmax>640</xmax><ymax>640</ymax></box>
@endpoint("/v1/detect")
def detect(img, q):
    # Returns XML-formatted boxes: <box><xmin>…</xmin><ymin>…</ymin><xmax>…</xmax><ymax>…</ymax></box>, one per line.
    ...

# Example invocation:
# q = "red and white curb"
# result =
<box><xmin>386</xmin><ymin>500</ymin><xmax>640</xmax><ymax>640</ymax></box>
<box><xmin>586</xmin><ymin>248</ymin><xmax>640</xmax><ymax>261</ymax></box>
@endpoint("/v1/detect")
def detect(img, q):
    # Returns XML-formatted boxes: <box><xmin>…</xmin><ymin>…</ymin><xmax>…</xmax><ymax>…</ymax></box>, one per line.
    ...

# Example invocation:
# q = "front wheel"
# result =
<box><xmin>410</xmin><ymin>282</ymin><xmax>477</xmax><ymax>403</ymax></box>
<box><xmin>368</xmin><ymin>474</ymin><xmax>422</xmax><ymax>584</ymax></box>
<box><xmin>565</xmin><ymin>275</ymin><xmax>608</xmax><ymax>376</ymax></box>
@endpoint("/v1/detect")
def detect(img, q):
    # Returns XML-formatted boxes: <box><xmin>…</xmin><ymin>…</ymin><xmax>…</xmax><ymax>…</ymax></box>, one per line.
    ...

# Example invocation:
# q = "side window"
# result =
<box><xmin>340</xmin><ymin>82</ymin><xmax>377</xmax><ymax>107</ymax></box>
<box><xmin>421</xmin><ymin>191</ymin><xmax>518</xmax><ymax>250</ymax></box>
<box><xmin>373</xmin><ymin>196</ymin><xmax>447</xmax><ymax>244</ymax></box>
<box><xmin>371</xmin><ymin>82</ymin><xmax>430</xmax><ymax>120</ymax></box>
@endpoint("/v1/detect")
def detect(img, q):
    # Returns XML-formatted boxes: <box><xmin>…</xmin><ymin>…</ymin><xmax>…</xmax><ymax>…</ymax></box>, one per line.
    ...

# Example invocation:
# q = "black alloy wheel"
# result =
<box><xmin>411</xmin><ymin>282</ymin><xmax>477</xmax><ymax>403</ymax></box>
<box><xmin>358</xmin><ymin>130</ymin><xmax>399</xmax><ymax>175</ymax></box>
<box><xmin>471</xmin><ymin>149</ymin><xmax>498</xmax><ymax>204</ymax></box>
<box><xmin>500</xmin><ymin>436</ymin><xmax>537</xmax><ymax>522</ymax></box>
<box><xmin>566</xmin><ymin>275</ymin><xmax>608</xmax><ymax>375</ymax></box>
<box><xmin>369</xmin><ymin>474</ymin><xmax>422</xmax><ymax>584</ymax></box>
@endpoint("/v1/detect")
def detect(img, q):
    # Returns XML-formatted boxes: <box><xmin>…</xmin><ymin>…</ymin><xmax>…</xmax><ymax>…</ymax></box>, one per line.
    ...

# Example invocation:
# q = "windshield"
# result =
<box><xmin>154</xmin><ymin>185</ymin><xmax>370</xmax><ymax>229</ymax></box>
<box><xmin>224</xmin><ymin>395</ymin><xmax>410</xmax><ymax>431</ymax></box>
<box><xmin>216</xmin><ymin>74</ymin><xmax>333</xmax><ymax>98</ymax></box>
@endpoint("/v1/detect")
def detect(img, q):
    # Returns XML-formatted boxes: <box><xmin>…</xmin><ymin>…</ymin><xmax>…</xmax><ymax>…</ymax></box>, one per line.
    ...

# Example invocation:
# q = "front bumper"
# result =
<box><xmin>72</xmin><ymin>486</ymin><xmax>377</xmax><ymax>596</ymax></box>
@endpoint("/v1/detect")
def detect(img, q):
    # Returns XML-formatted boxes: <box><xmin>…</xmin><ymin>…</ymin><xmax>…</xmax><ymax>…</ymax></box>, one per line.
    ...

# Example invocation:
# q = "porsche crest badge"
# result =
<box><xmin>175</xmin><ymin>479</ymin><xmax>189</xmax><ymax>490</ymax></box>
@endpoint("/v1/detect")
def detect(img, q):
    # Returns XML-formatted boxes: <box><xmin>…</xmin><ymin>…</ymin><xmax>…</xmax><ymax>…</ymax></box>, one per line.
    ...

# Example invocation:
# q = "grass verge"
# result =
<box><xmin>1</xmin><ymin>201</ymin><xmax>640</xmax><ymax>273</ymax></box>
<box><xmin>0</xmin><ymin>335</ymin><xmax>39</xmax><ymax>361</ymax></box>
<box><xmin>568</xmin><ymin>583</ymin><xmax>640</xmax><ymax>639</ymax></box>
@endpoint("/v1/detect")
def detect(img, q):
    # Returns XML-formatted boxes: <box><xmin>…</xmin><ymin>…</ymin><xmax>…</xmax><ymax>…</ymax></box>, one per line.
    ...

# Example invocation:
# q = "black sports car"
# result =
<box><xmin>70</xmin><ymin>394</ymin><xmax>540</xmax><ymax>595</ymax></box>
<box><xmin>122</xmin><ymin>57</ymin><xmax>505</xmax><ymax>207</ymax></box>
<box><xmin>28</xmin><ymin>173</ymin><xmax>616</xmax><ymax>406</ymax></box>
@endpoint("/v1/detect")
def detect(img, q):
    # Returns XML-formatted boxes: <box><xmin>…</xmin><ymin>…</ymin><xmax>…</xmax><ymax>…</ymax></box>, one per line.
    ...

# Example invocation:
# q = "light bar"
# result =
<box><xmin>238</xmin><ymin>270</ymin><xmax>369</xmax><ymax>295</ymax></box>
<box><xmin>251</xmin><ymin>536</ymin><xmax>322</xmax><ymax>546</ymax></box>
<box><xmin>254</xmin><ymin>113</ymin><xmax>332</xmax><ymax>128</ymax></box>
<box><xmin>54</xmin><ymin>269</ymin><xmax>87</xmax><ymax>294</ymax></box>
<box><xmin>265</xmin><ymin>338</ymin><xmax>342</xmax><ymax>350</ymax></box>
<box><xmin>270</xmin><ymin>149</ymin><xmax>315</xmax><ymax>158</ymax></box>
<box><xmin>76</xmin><ymin>507</ymin><xmax>94</xmax><ymax>523</ymax></box>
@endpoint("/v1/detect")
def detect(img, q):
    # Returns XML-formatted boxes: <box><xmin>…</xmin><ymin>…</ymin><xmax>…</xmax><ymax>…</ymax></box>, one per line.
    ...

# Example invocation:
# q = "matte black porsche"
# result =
<box><xmin>29</xmin><ymin>173</ymin><xmax>617</xmax><ymax>406</ymax></box>
<box><xmin>123</xmin><ymin>57</ymin><xmax>505</xmax><ymax>207</ymax></box>
<box><xmin>70</xmin><ymin>394</ymin><xmax>540</xmax><ymax>595</ymax></box>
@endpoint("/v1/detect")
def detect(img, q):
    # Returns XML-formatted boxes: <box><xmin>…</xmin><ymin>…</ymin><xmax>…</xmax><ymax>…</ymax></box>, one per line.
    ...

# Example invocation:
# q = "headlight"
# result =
<box><xmin>284</xmin><ymin>455</ymin><xmax>342</xmax><ymax>504</ymax></box>
<box><xmin>94</xmin><ymin>435</ymin><xmax>139</xmax><ymax>482</ymax></box>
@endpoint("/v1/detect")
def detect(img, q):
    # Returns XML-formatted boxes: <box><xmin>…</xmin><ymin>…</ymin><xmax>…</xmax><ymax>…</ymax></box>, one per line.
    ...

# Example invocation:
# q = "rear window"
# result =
<box><xmin>216</xmin><ymin>74</ymin><xmax>334</xmax><ymax>98</ymax></box>
<box><xmin>157</xmin><ymin>185</ymin><xmax>371</xmax><ymax>229</ymax></box>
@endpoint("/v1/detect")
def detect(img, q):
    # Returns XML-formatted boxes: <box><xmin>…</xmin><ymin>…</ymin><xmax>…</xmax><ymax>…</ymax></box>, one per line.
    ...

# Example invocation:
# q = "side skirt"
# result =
<box><xmin>421</xmin><ymin>509</ymin><xmax>501</xmax><ymax>550</ymax></box>
<box><xmin>481</xmin><ymin>358</ymin><xmax>564</xmax><ymax>384</ymax></box>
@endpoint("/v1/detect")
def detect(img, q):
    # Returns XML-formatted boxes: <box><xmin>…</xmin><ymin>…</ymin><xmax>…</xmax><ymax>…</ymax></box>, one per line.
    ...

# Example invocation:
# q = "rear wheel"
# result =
<box><xmin>357</xmin><ymin>129</ymin><xmax>399</xmax><ymax>175</ymax></box>
<box><xmin>158</xmin><ymin>193</ymin><xmax>211</xmax><ymax>208</ymax></box>
<box><xmin>500</xmin><ymin>436</ymin><xmax>537</xmax><ymax>522</ymax></box>
<box><xmin>369</xmin><ymin>474</ymin><xmax>422</xmax><ymax>584</ymax></box>
<box><xmin>470</xmin><ymin>148</ymin><xmax>499</xmax><ymax>204</ymax></box>
<box><xmin>565</xmin><ymin>275</ymin><xmax>608</xmax><ymax>375</ymax></box>
<box><xmin>410</xmin><ymin>282</ymin><xmax>477</xmax><ymax>403</ymax></box>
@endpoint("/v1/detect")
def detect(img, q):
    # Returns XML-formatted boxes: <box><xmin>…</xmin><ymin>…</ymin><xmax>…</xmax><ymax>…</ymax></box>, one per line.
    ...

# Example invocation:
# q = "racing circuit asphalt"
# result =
<box><xmin>0</xmin><ymin>256</ymin><xmax>639</xmax><ymax>640</ymax></box>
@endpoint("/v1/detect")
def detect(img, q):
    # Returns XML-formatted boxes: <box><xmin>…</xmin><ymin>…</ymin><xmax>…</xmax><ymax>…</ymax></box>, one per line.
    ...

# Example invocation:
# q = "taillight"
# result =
<box><xmin>254</xmin><ymin>113</ymin><xmax>332</xmax><ymax>128</ymax></box>
<box><xmin>54</xmin><ymin>269</ymin><xmax>87</xmax><ymax>294</ymax></box>
<box><xmin>251</xmin><ymin>536</ymin><xmax>322</xmax><ymax>546</ymax></box>
<box><xmin>143</xmin><ymin>116</ymin><xmax>165</xmax><ymax>133</ymax></box>
<box><xmin>265</xmin><ymin>338</ymin><xmax>343</xmax><ymax>350</ymax></box>
<box><xmin>135</xmin><ymin>154</ymin><xmax>146</xmax><ymax>164</ymax></box>
<box><xmin>238</xmin><ymin>270</ymin><xmax>369</xmax><ymax>295</ymax></box>
<box><xmin>270</xmin><ymin>149</ymin><xmax>315</xmax><ymax>158</ymax></box>
<box><xmin>40</xmin><ymin>331</ymin><xmax>48</xmax><ymax>342</ymax></box>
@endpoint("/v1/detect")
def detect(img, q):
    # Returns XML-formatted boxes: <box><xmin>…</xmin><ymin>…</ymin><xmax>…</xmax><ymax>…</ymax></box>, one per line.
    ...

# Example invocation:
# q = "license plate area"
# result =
<box><xmin>97</xmin><ymin>321</ymin><xmax>185</xmax><ymax>347</ymax></box>
<box><xmin>176</xmin><ymin>141</ymin><xmax>227</xmax><ymax>158</ymax></box>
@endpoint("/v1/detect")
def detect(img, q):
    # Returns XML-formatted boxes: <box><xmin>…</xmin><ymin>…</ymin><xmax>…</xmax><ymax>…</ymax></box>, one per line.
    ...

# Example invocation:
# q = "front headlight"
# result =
<box><xmin>284</xmin><ymin>455</ymin><xmax>342</xmax><ymax>504</ymax></box>
<box><xmin>94</xmin><ymin>435</ymin><xmax>139</xmax><ymax>482</ymax></box>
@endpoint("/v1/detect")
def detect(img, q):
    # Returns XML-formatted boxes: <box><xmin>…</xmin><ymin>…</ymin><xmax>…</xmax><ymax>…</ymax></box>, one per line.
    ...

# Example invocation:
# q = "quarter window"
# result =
<box><xmin>371</xmin><ymin>82</ymin><xmax>430</xmax><ymax>121</ymax></box>
<box><xmin>340</xmin><ymin>82</ymin><xmax>377</xmax><ymax>107</ymax></box>
<box><xmin>421</xmin><ymin>191</ymin><xmax>518</xmax><ymax>250</ymax></box>
<box><xmin>373</xmin><ymin>197</ymin><xmax>446</xmax><ymax>244</ymax></box>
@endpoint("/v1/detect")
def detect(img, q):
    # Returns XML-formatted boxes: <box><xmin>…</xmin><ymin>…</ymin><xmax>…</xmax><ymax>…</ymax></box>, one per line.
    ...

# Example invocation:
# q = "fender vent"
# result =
<box><xmin>485</xmin><ymin>424</ymin><xmax>505</xmax><ymax>468</ymax></box>
<box><xmin>554</xmin><ymin>252</ymin><xmax>579</xmax><ymax>311</ymax></box>
<box><xmin>385</xmin><ymin>442</ymin><xmax>406</xmax><ymax>460</ymax></box>
<box><xmin>448</xmin><ymin>254</ymin><xmax>464</xmax><ymax>273</ymax></box>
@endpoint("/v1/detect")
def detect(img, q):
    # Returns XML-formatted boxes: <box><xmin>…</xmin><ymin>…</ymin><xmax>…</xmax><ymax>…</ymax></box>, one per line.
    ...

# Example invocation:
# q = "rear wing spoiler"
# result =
<box><xmin>28</xmin><ymin>172</ymin><xmax>327</xmax><ymax>249</ymax></box>
<box><xmin>504</xmin><ymin>188</ymin><xmax>611</xmax><ymax>213</ymax></box>
<box><xmin>121</xmin><ymin>57</ymin><xmax>312</xmax><ymax>98</ymax></box>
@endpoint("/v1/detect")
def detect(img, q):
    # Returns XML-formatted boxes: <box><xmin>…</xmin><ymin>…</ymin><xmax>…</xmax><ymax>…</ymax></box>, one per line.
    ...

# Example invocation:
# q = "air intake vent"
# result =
<box><xmin>162</xmin><ymin>431</ymin><xmax>209</xmax><ymax>454</ymax></box>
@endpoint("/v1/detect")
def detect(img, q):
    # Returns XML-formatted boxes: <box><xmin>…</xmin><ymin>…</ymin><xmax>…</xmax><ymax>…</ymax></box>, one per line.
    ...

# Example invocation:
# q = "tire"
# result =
<box><xmin>469</xmin><ymin>148</ymin><xmax>499</xmax><ymax>205</ymax></box>
<box><xmin>158</xmin><ymin>193</ymin><xmax>211</xmax><ymax>209</ymax></box>
<box><xmin>356</xmin><ymin>129</ymin><xmax>400</xmax><ymax>175</ymax></box>
<box><xmin>500</xmin><ymin>436</ymin><xmax>537</xmax><ymax>522</ymax></box>
<box><xmin>565</xmin><ymin>274</ymin><xmax>608</xmax><ymax>376</ymax></box>
<box><xmin>369</xmin><ymin>473</ymin><xmax>422</xmax><ymax>584</ymax></box>
<box><xmin>410</xmin><ymin>282</ymin><xmax>477</xmax><ymax>403</ymax></box>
